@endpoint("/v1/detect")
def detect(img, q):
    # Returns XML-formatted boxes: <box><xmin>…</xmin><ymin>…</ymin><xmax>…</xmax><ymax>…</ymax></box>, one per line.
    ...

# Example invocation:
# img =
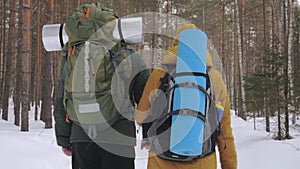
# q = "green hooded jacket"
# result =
<box><xmin>54</xmin><ymin>44</ymin><xmax>150</xmax><ymax>148</ymax></box>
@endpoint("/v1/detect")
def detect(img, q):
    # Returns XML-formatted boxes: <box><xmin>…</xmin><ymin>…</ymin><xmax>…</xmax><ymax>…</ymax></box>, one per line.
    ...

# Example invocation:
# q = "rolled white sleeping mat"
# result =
<box><xmin>42</xmin><ymin>24</ymin><xmax>68</xmax><ymax>52</ymax></box>
<box><xmin>42</xmin><ymin>17</ymin><xmax>143</xmax><ymax>52</ymax></box>
<box><xmin>113</xmin><ymin>17</ymin><xmax>143</xmax><ymax>45</ymax></box>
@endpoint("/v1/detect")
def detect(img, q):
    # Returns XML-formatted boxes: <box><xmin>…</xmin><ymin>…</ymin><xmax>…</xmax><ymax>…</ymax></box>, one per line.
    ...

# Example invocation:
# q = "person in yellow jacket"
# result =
<box><xmin>135</xmin><ymin>24</ymin><xmax>237</xmax><ymax>169</ymax></box>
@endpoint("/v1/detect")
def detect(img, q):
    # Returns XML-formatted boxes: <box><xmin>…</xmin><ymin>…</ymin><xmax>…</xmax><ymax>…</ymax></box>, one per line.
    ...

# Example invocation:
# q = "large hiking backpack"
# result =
<box><xmin>142</xmin><ymin>66</ymin><xmax>223</xmax><ymax>162</ymax></box>
<box><xmin>62</xmin><ymin>3</ymin><xmax>137</xmax><ymax>134</ymax></box>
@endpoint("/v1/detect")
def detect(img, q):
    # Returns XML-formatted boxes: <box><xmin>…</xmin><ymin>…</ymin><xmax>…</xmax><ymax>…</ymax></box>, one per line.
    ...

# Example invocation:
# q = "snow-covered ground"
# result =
<box><xmin>1</xmin><ymin>106</ymin><xmax>300</xmax><ymax>169</ymax></box>
<box><xmin>230</xmin><ymin>114</ymin><xmax>300</xmax><ymax>169</ymax></box>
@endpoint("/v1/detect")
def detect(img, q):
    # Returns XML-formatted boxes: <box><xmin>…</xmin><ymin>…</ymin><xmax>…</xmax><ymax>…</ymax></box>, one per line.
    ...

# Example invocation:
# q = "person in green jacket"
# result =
<box><xmin>54</xmin><ymin>44</ymin><xmax>149</xmax><ymax>169</ymax></box>
<box><xmin>53</xmin><ymin>4</ymin><xmax>150</xmax><ymax>168</ymax></box>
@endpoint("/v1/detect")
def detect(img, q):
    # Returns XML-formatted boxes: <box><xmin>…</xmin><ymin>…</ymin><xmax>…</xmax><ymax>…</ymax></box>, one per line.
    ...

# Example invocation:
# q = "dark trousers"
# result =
<box><xmin>72</xmin><ymin>142</ymin><xmax>135</xmax><ymax>169</ymax></box>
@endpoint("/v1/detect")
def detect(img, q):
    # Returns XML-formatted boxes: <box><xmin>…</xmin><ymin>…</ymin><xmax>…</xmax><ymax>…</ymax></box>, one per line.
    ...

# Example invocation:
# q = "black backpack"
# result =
<box><xmin>142</xmin><ymin>65</ymin><xmax>221</xmax><ymax>162</ymax></box>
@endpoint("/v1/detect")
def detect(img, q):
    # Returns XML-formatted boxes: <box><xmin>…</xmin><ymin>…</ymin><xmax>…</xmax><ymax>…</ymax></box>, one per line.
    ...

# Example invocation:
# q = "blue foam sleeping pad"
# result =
<box><xmin>170</xmin><ymin>30</ymin><xmax>207</xmax><ymax>156</ymax></box>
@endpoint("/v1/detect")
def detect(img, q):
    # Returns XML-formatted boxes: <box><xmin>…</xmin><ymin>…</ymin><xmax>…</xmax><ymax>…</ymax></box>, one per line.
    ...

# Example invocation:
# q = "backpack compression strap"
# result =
<box><xmin>171</xmin><ymin>82</ymin><xmax>210</xmax><ymax>98</ymax></box>
<box><xmin>167</xmin><ymin>72</ymin><xmax>211</xmax><ymax>121</ymax></box>
<box><xmin>170</xmin><ymin>109</ymin><xmax>206</xmax><ymax>122</ymax></box>
<box><xmin>172</xmin><ymin>72</ymin><xmax>207</xmax><ymax>78</ymax></box>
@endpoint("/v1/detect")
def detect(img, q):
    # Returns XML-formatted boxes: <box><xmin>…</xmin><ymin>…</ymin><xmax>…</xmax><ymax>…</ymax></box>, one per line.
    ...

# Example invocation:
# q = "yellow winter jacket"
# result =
<box><xmin>135</xmin><ymin>24</ymin><xmax>237</xmax><ymax>169</ymax></box>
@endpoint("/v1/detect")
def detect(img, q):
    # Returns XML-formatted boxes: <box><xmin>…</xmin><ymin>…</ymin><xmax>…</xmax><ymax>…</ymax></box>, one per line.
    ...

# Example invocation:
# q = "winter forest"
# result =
<box><xmin>0</xmin><ymin>0</ymin><xmax>300</xmax><ymax>149</ymax></box>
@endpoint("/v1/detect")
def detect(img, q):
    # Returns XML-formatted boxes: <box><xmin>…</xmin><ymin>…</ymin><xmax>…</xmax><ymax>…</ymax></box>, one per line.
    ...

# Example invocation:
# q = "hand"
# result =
<box><xmin>62</xmin><ymin>147</ymin><xmax>72</xmax><ymax>156</ymax></box>
<box><xmin>141</xmin><ymin>140</ymin><xmax>151</xmax><ymax>150</ymax></box>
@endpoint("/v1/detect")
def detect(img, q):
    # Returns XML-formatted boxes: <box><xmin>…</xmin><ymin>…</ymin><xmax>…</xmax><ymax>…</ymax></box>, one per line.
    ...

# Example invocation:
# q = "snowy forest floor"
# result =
<box><xmin>1</xmin><ymin>104</ymin><xmax>300</xmax><ymax>169</ymax></box>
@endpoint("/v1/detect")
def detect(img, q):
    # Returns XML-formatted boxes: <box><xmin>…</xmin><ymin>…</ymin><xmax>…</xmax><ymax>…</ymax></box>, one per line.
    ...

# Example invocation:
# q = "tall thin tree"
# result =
<box><xmin>283</xmin><ymin>0</ymin><xmax>290</xmax><ymax>139</ymax></box>
<box><xmin>21</xmin><ymin>0</ymin><xmax>32</xmax><ymax>131</ymax></box>
<box><xmin>15</xmin><ymin>0</ymin><xmax>24</xmax><ymax>126</ymax></box>
<box><xmin>235</xmin><ymin>0</ymin><xmax>246</xmax><ymax>119</ymax></box>
<box><xmin>2</xmin><ymin>0</ymin><xmax>17</xmax><ymax>121</ymax></box>
<box><xmin>292</xmin><ymin>3</ymin><xmax>300</xmax><ymax>125</ymax></box>
<box><xmin>0</xmin><ymin>0</ymin><xmax>7</xmax><ymax>111</ymax></box>
<box><xmin>34</xmin><ymin>0</ymin><xmax>42</xmax><ymax>121</ymax></box>
<box><xmin>41</xmin><ymin>0</ymin><xmax>54</xmax><ymax>128</ymax></box>
<box><xmin>0</xmin><ymin>0</ymin><xmax>2</xmax><ymax>107</ymax></box>
<box><xmin>263</xmin><ymin>0</ymin><xmax>270</xmax><ymax>132</ymax></box>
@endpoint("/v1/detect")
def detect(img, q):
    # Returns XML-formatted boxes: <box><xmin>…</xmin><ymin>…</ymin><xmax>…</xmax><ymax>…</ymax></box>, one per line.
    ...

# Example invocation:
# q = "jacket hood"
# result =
<box><xmin>162</xmin><ymin>24</ymin><xmax>213</xmax><ymax>67</ymax></box>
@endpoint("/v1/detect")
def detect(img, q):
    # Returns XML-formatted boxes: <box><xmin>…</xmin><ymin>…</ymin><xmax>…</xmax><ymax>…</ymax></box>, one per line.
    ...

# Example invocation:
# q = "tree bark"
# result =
<box><xmin>0</xmin><ymin>0</ymin><xmax>2</xmax><ymax>108</ymax></box>
<box><xmin>2</xmin><ymin>0</ymin><xmax>16</xmax><ymax>121</ymax></box>
<box><xmin>220</xmin><ymin>0</ymin><xmax>226</xmax><ymax>66</ymax></box>
<box><xmin>34</xmin><ymin>0</ymin><xmax>42</xmax><ymax>121</ymax></box>
<box><xmin>277</xmin><ymin>96</ymin><xmax>282</xmax><ymax>140</ymax></box>
<box><xmin>283</xmin><ymin>0</ymin><xmax>290</xmax><ymax>139</ymax></box>
<box><xmin>21</xmin><ymin>0</ymin><xmax>32</xmax><ymax>132</ymax></box>
<box><xmin>0</xmin><ymin>0</ymin><xmax>7</xmax><ymax>111</ymax></box>
<box><xmin>233</xmin><ymin>0</ymin><xmax>239</xmax><ymax>115</ymax></box>
<box><xmin>235</xmin><ymin>0</ymin><xmax>246</xmax><ymax>119</ymax></box>
<box><xmin>14</xmin><ymin>0</ymin><xmax>24</xmax><ymax>126</ymax></box>
<box><xmin>41</xmin><ymin>0</ymin><xmax>54</xmax><ymax>129</ymax></box>
<box><xmin>263</xmin><ymin>0</ymin><xmax>270</xmax><ymax>132</ymax></box>
<box><xmin>292</xmin><ymin>3</ymin><xmax>300</xmax><ymax>125</ymax></box>
<box><xmin>157</xmin><ymin>0</ymin><xmax>163</xmax><ymax>67</ymax></box>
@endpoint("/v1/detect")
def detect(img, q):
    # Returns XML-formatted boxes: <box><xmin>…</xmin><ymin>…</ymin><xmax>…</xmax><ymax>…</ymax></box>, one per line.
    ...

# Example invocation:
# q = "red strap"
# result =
<box><xmin>79</xmin><ymin>7</ymin><xmax>94</xmax><ymax>22</ymax></box>
<box><xmin>65</xmin><ymin>114</ymin><xmax>70</xmax><ymax>123</ymax></box>
<box><xmin>72</xmin><ymin>46</ymin><xmax>76</xmax><ymax>55</ymax></box>
<box><xmin>84</xmin><ymin>8</ymin><xmax>91</xmax><ymax>18</ymax></box>
<box><xmin>68</xmin><ymin>46</ymin><xmax>76</xmax><ymax>56</ymax></box>
<box><xmin>68</xmin><ymin>47</ymin><xmax>72</xmax><ymax>56</ymax></box>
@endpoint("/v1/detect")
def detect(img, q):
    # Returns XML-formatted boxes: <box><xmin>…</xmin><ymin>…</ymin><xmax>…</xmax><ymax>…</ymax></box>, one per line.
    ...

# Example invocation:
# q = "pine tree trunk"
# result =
<box><xmin>21</xmin><ymin>0</ymin><xmax>32</xmax><ymax>132</ymax></box>
<box><xmin>0</xmin><ymin>0</ymin><xmax>7</xmax><ymax>111</ymax></box>
<box><xmin>266</xmin><ymin>105</ymin><xmax>270</xmax><ymax>132</ymax></box>
<box><xmin>277</xmin><ymin>97</ymin><xmax>282</xmax><ymax>140</ymax></box>
<box><xmin>235</xmin><ymin>0</ymin><xmax>246</xmax><ymax>119</ymax></box>
<box><xmin>283</xmin><ymin>0</ymin><xmax>290</xmax><ymax>139</ymax></box>
<box><xmin>30</xmin><ymin>8</ymin><xmax>36</xmax><ymax>109</ymax></box>
<box><xmin>233</xmin><ymin>0</ymin><xmax>239</xmax><ymax>114</ymax></box>
<box><xmin>263</xmin><ymin>0</ymin><xmax>270</xmax><ymax>132</ymax></box>
<box><xmin>2</xmin><ymin>0</ymin><xmax>17</xmax><ymax>121</ymax></box>
<box><xmin>15</xmin><ymin>52</ymin><xmax>21</xmax><ymax>126</ymax></box>
<box><xmin>151</xmin><ymin>12</ymin><xmax>156</xmax><ymax>67</ymax></box>
<box><xmin>220</xmin><ymin>0</ymin><xmax>226</xmax><ymax>67</ymax></box>
<box><xmin>14</xmin><ymin>0</ymin><xmax>24</xmax><ymax>126</ymax></box>
<box><xmin>52</xmin><ymin>1</ymin><xmax>58</xmax><ymax>105</ymax></box>
<box><xmin>165</xmin><ymin>0</ymin><xmax>170</xmax><ymax>50</ymax></box>
<box><xmin>41</xmin><ymin>0</ymin><xmax>54</xmax><ymax>129</ymax></box>
<box><xmin>34</xmin><ymin>0</ymin><xmax>41</xmax><ymax>121</ymax></box>
<box><xmin>157</xmin><ymin>0</ymin><xmax>163</xmax><ymax>67</ymax></box>
<box><xmin>64</xmin><ymin>0</ymin><xmax>70</xmax><ymax>19</ymax></box>
<box><xmin>292</xmin><ymin>4</ymin><xmax>300</xmax><ymax>125</ymax></box>
<box><xmin>30</xmin><ymin>0</ymin><xmax>36</xmax><ymax>109</ymax></box>
<box><xmin>254</xmin><ymin>111</ymin><xmax>256</xmax><ymax>130</ymax></box>
<box><xmin>230</xmin><ymin>29</ymin><xmax>236</xmax><ymax>113</ymax></box>
<box><xmin>0</xmin><ymin>0</ymin><xmax>3</xmax><ymax>109</ymax></box>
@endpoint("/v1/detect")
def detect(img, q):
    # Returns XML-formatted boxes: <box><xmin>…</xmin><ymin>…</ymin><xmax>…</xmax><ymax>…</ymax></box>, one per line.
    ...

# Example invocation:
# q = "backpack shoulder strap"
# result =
<box><xmin>58</xmin><ymin>52</ymin><xmax>68</xmax><ymax>99</ymax></box>
<box><xmin>159</xmin><ymin>66</ymin><xmax>176</xmax><ymax>91</ymax></box>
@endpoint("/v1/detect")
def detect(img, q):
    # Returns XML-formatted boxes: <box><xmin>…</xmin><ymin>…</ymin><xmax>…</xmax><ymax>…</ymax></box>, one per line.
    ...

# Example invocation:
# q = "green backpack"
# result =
<box><xmin>63</xmin><ymin>3</ymin><xmax>136</xmax><ymax>132</ymax></box>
